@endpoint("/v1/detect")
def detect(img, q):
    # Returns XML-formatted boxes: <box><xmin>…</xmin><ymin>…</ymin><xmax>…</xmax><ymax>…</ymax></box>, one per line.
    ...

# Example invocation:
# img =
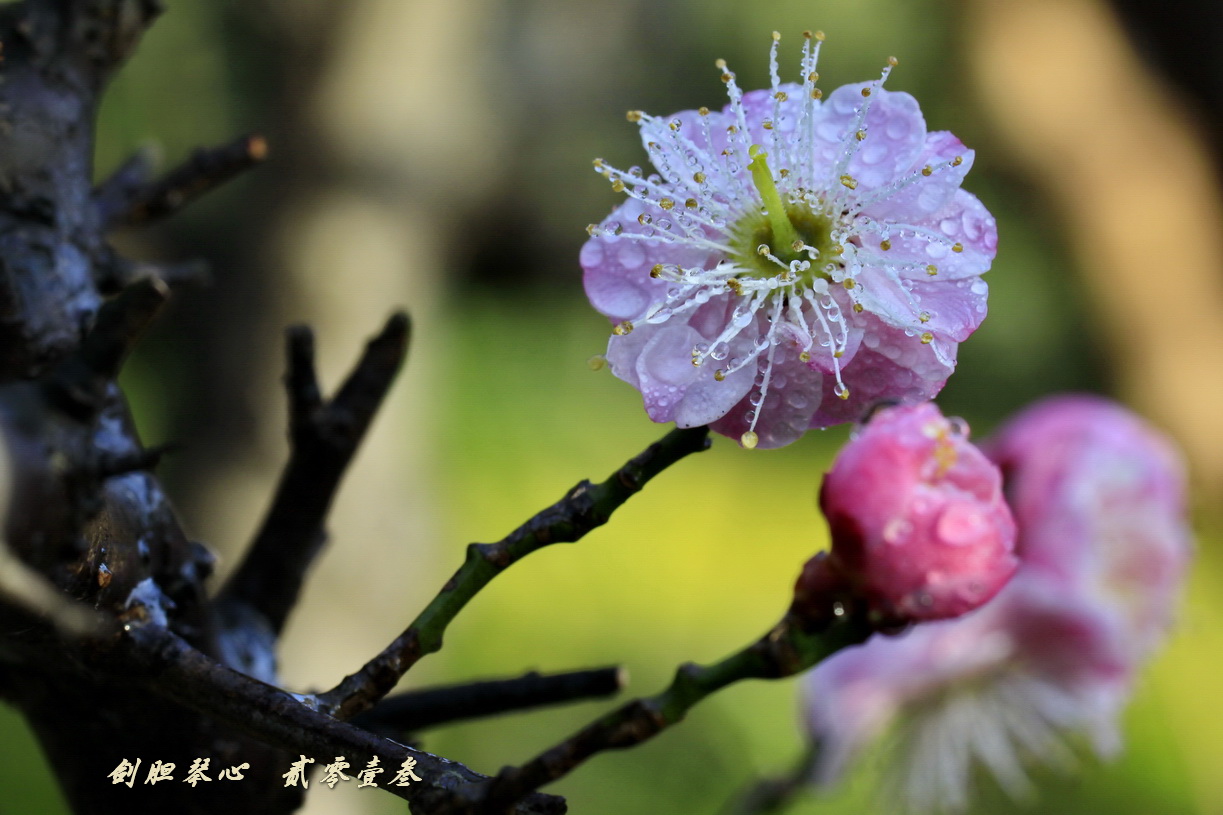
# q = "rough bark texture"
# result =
<box><xmin>0</xmin><ymin>2</ymin><xmax>567</xmax><ymax>813</ymax></box>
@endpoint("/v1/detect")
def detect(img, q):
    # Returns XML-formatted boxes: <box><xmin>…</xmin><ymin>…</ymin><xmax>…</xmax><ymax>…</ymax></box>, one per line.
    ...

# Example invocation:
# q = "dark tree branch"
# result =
<box><xmin>96</xmin><ymin>134</ymin><xmax>268</xmax><ymax>229</ymax></box>
<box><xmin>45</xmin><ymin>277</ymin><xmax>169</xmax><ymax>418</ymax></box>
<box><xmin>91</xmin><ymin>146</ymin><xmax>157</xmax><ymax>230</ymax></box>
<box><xmin>109</xmin><ymin>623</ymin><xmax>566</xmax><ymax>815</ymax></box>
<box><xmin>353</xmin><ymin>667</ymin><xmax>626</xmax><ymax>736</ymax></box>
<box><xmin>478</xmin><ymin>611</ymin><xmax>873</xmax><ymax>812</ymax></box>
<box><xmin>316</xmin><ymin>425</ymin><xmax>713</xmax><ymax>722</ymax></box>
<box><xmin>218</xmin><ymin>312</ymin><xmax>410</xmax><ymax>636</ymax></box>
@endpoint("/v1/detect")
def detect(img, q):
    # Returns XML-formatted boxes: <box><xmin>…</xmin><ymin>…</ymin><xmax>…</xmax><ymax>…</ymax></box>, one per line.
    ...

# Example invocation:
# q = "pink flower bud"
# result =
<box><xmin>984</xmin><ymin>394</ymin><xmax>1191</xmax><ymax>661</ymax></box>
<box><xmin>800</xmin><ymin>396</ymin><xmax>1191</xmax><ymax>812</ymax></box>
<box><xmin>816</xmin><ymin>402</ymin><xmax>1018</xmax><ymax>622</ymax></box>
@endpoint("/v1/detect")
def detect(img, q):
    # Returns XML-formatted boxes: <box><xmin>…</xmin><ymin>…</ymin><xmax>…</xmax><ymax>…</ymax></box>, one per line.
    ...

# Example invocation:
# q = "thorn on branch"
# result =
<box><xmin>95</xmin><ymin>250</ymin><xmax>212</xmax><ymax>294</ymax></box>
<box><xmin>96</xmin><ymin>134</ymin><xmax>268</xmax><ymax>229</ymax></box>
<box><xmin>352</xmin><ymin>667</ymin><xmax>626</xmax><ymax>736</ymax></box>
<box><xmin>46</xmin><ymin>277</ymin><xmax>169</xmax><ymax>418</ymax></box>
<box><xmin>217</xmin><ymin>311</ymin><xmax>411</xmax><ymax>637</ymax></box>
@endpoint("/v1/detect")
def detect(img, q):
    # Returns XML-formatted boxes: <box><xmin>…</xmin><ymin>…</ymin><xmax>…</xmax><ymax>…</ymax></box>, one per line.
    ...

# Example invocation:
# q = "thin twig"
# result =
<box><xmin>315</xmin><ymin>425</ymin><xmax>712</xmax><ymax>721</ymax></box>
<box><xmin>217</xmin><ymin>312</ymin><xmax>410</xmax><ymax>636</ymax></box>
<box><xmin>98</xmin><ymin>134</ymin><xmax>268</xmax><ymax>228</ymax></box>
<box><xmin>478</xmin><ymin>611</ymin><xmax>873</xmax><ymax>812</ymax></box>
<box><xmin>115</xmin><ymin>624</ymin><xmax>565</xmax><ymax>815</ymax></box>
<box><xmin>721</xmin><ymin>742</ymin><xmax>821</xmax><ymax>815</ymax></box>
<box><xmin>353</xmin><ymin>667</ymin><xmax>626</xmax><ymax>735</ymax></box>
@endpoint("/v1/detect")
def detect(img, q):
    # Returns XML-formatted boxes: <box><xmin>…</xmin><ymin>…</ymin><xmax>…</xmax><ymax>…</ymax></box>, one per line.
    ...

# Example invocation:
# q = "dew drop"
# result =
<box><xmin>883</xmin><ymin>518</ymin><xmax>912</xmax><ymax>545</ymax></box>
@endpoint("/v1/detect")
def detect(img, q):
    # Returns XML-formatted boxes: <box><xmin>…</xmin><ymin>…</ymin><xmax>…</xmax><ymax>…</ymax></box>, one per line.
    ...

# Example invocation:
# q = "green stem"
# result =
<box><xmin>482</xmin><ymin>611</ymin><xmax>873</xmax><ymax>809</ymax></box>
<box><xmin>316</xmin><ymin>425</ymin><xmax>712</xmax><ymax>720</ymax></box>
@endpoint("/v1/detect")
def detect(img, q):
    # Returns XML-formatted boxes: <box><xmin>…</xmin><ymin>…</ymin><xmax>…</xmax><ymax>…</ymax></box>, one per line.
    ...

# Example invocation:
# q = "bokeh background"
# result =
<box><xmin>2</xmin><ymin>0</ymin><xmax>1223</xmax><ymax>813</ymax></box>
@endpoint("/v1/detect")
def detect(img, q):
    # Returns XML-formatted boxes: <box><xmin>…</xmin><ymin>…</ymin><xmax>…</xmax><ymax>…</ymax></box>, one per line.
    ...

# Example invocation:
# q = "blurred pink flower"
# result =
<box><xmin>581</xmin><ymin>33</ymin><xmax>996</xmax><ymax>449</ymax></box>
<box><xmin>801</xmin><ymin>396</ymin><xmax>1191</xmax><ymax>813</ymax></box>
<box><xmin>985</xmin><ymin>395</ymin><xmax>1191</xmax><ymax>659</ymax></box>
<box><xmin>812</xmin><ymin>402</ymin><xmax>1017</xmax><ymax>623</ymax></box>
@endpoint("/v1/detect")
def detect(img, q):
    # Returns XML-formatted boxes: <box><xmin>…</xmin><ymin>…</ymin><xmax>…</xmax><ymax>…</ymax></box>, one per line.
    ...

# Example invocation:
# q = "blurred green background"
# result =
<box><xmin>2</xmin><ymin>0</ymin><xmax>1222</xmax><ymax>814</ymax></box>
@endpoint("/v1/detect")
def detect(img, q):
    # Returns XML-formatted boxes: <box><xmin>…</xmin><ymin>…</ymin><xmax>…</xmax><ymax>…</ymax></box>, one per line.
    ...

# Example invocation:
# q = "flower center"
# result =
<box><xmin>730</xmin><ymin>146</ymin><xmax>840</xmax><ymax>286</ymax></box>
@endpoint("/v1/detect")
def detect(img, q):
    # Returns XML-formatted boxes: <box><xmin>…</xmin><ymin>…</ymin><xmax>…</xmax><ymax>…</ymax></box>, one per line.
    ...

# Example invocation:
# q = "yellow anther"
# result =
<box><xmin>814</xmin><ymin>30</ymin><xmax>826</xmax><ymax>41</ymax></box>
<box><xmin>888</xmin><ymin>56</ymin><xmax>899</xmax><ymax>67</ymax></box>
<box><xmin>919</xmin><ymin>312</ymin><xmax>931</xmax><ymax>323</ymax></box>
<box><xmin>626</xmin><ymin>110</ymin><xmax>642</xmax><ymax>123</ymax></box>
<box><xmin>586</xmin><ymin>224</ymin><xmax>598</xmax><ymax>236</ymax></box>
<box><xmin>808</xmin><ymin>72</ymin><xmax>819</xmax><ymax>82</ymax></box>
<box><xmin>587</xmin><ymin>355</ymin><xmax>606</xmax><ymax>371</ymax></box>
<box><xmin>853</xmin><ymin>303</ymin><xmax>864</xmax><ymax>313</ymax></box>
<box><xmin>811</xmin><ymin>88</ymin><xmax>823</xmax><ymax>100</ymax></box>
<box><xmin>952</xmin><ymin>156</ymin><xmax>963</xmax><ymax>166</ymax></box>
<box><xmin>861</xmin><ymin>87</ymin><xmax>872</xmax><ymax>97</ymax></box>
<box><xmin>714</xmin><ymin>369</ymin><xmax>726</xmax><ymax>381</ymax></box>
<box><xmin>834</xmin><ymin>350</ymin><xmax>844</xmax><ymax>358</ymax></box>
<box><xmin>698</xmin><ymin>106</ymin><xmax>710</xmax><ymax>116</ymax></box>
<box><xmin>802</xmin><ymin>30</ymin><xmax>813</xmax><ymax>39</ymax></box>
<box><xmin>772</xmin><ymin>31</ymin><xmax>781</xmax><ymax>41</ymax></box>
<box><xmin>779</xmin><ymin>168</ymin><xmax>791</xmax><ymax>178</ymax></box>
<box><xmin>757</xmin><ymin>244</ymin><xmax>771</xmax><ymax>256</ymax></box>
<box><xmin>921</xmin><ymin>166</ymin><xmax>933</xmax><ymax>177</ymax></box>
<box><xmin>740</xmin><ymin>430</ymin><xmax>759</xmax><ymax>449</ymax></box>
<box><xmin>726</xmin><ymin>278</ymin><xmax>743</xmax><ymax>295</ymax></box>
<box><xmin>952</xmin><ymin>242</ymin><xmax>964</xmax><ymax>253</ymax></box>
<box><xmin>693</xmin><ymin>171</ymin><xmax>707</xmax><ymax>184</ymax></box>
<box><xmin>613</xmin><ymin>321</ymin><xmax>634</xmax><ymax>336</ymax></box>
<box><xmin>926</xmin><ymin>264</ymin><xmax>938</xmax><ymax>276</ymax></box>
<box><xmin>721</xmin><ymin>72</ymin><xmax>733</xmax><ymax>84</ymax></box>
<box><xmin>685</xmin><ymin>198</ymin><xmax>698</xmax><ymax>209</ymax></box>
<box><xmin>855</xmin><ymin>130</ymin><xmax>867</xmax><ymax>141</ymax></box>
<box><xmin>762</xmin><ymin>120</ymin><xmax>774</xmax><ymax>130</ymax></box>
<box><xmin>836</xmin><ymin>386</ymin><xmax>850</xmax><ymax>400</ymax></box>
<box><xmin>799</xmin><ymin>351</ymin><xmax>812</xmax><ymax>362</ymax></box>
<box><xmin>920</xmin><ymin>332</ymin><xmax>934</xmax><ymax>344</ymax></box>
<box><xmin>669</xmin><ymin>120</ymin><xmax>681</xmax><ymax>131</ymax></box>
<box><xmin>840</xmin><ymin>174</ymin><xmax>858</xmax><ymax>190</ymax></box>
<box><xmin>650</xmin><ymin>264</ymin><xmax>664</xmax><ymax>278</ymax></box>
<box><xmin>611</xmin><ymin>179</ymin><xmax>625</xmax><ymax>192</ymax></box>
<box><xmin>637</xmin><ymin>213</ymin><xmax>651</xmax><ymax>225</ymax></box>
<box><xmin>659</xmin><ymin>198</ymin><xmax>675</xmax><ymax>210</ymax></box>
<box><xmin>715</xmin><ymin>58</ymin><xmax>727</xmax><ymax>69</ymax></box>
<box><xmin>775</xmin><ymin>91</ymin><xmax>788</xmax><ymax>102</ymax></box>
<box><xmin>842</xmin><ymin>278</ymin><xmax>856</xmax><ymax>290</ymax></box>
<box><xmin>880</xmin><ymin>239</ymin><xmax>892</xmax><ymax>251</ymax></box>
<box><xmin>791</xmin><ymin>240</ymin><xmax>805</xmax><ymax>252</ymax></box>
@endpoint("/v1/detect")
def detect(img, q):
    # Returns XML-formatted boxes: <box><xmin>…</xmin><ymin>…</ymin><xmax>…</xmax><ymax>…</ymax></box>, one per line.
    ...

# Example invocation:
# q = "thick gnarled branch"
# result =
<box><xmin>113</xmin><ymin>623</ymin><xmax>565</xmax><ymax>815</ymax></box>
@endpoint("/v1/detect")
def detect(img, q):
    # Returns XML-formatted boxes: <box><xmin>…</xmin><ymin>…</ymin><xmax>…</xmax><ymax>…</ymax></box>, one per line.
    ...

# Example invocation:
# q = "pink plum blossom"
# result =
<box><xmin>581</xmin><ymin>33</ymin><xmax>996</xmax><ymax>449</ymax></box>
<box><xmin>801</xmin><ymin>396</ymin><xmax>1191</xmax><ymax>813</ymax></box>
<box><xmin>813</xmin><ymin>402</ymin><xmax>1018</xmax><ymax>622</ymax></box>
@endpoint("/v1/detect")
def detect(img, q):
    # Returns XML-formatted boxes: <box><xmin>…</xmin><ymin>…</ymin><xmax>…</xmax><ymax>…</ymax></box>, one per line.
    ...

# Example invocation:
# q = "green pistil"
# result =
<box><xmin>747</xmin><ymin>145</ymin><xmax>801</xmax><ymax>253</ymax></box>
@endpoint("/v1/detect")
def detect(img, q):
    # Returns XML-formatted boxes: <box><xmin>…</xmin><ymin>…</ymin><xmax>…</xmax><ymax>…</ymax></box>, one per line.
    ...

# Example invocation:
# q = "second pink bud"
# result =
<box><xmin>817</xmin><ymin>402</ymin><xmax>1018</xmax><ymax>623</ymax></box>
